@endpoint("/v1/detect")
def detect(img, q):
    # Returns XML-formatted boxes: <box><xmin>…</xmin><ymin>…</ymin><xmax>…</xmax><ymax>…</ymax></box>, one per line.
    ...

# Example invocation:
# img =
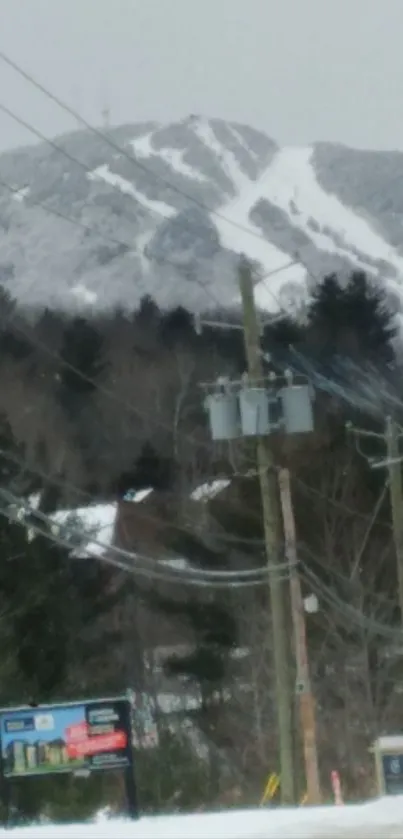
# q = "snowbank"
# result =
<box><xmin>2</xmin><ymin>796</ymin><xmax>403</xmax><ymax>838</ymax></box>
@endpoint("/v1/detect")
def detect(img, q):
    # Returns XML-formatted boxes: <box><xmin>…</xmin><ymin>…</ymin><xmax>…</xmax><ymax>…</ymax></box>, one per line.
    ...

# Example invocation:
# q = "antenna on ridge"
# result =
<box><xmin>101</xmin><ymin>101</ymin><xmax>110</xmax><ymax>129</ymax></box>
<box><xmin>100</xmin><ymin>81</ymin><xmax>111</xmax><ymax>129</ymax></box>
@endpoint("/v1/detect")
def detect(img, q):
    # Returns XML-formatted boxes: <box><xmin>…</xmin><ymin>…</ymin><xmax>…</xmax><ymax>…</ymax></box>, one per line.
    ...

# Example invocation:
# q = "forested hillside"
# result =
<box><xmin>0</xmin><ymin>269</ymin><xmax>401</xmax><ymax>821</ymax></box>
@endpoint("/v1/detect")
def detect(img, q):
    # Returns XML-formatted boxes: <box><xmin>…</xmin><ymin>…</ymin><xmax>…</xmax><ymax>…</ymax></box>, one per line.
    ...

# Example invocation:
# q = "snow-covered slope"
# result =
<box><xmin>1</xmin><ymin>115</ymin><xmax>403</xmax><ymax>316</ymax></box>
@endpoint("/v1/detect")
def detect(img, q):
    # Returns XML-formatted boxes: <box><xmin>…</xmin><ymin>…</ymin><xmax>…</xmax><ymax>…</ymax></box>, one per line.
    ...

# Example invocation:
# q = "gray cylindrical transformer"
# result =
<box><xmin>205</xmin><ymin>391</ymin><xmax>240</xmax><ymax>440</ymax></box>
<box><xmin>280</xmin><ymin>384</ymin><xmax>314</xmax><ymax>434</ymax></box>
<box><xmin>239</xmin><ymin>387</ymin><xmax>270</xmax><ymax>436</ymax></box>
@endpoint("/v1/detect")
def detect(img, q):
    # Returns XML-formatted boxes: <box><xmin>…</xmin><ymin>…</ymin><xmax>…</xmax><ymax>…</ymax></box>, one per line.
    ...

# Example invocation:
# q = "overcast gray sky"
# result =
<box><xmin>0</xmin><ymin>0</ymin><xmax>402</xmax><ymax>152</ymax></box>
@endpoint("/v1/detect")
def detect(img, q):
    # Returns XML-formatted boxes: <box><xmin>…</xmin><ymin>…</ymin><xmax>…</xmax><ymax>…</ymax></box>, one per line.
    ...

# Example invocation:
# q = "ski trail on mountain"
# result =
<box><xmin>131</xmin><ymin>132</ymin><xmax>207</xmax><ymax>183</ymax></box>
<box><xmin>88</xmin><ymin>164</ymin><xmax>175</xmax><ymax>219</ymax></box>
<box><xmin>254</xmin><ymin>146</ymin><xmax>403</xmax><ymax>276</ymax></box>
<box><xmin>192</xmin><ymin>119</ymin><xmax>307</xmax><ymax>309</ymax></box>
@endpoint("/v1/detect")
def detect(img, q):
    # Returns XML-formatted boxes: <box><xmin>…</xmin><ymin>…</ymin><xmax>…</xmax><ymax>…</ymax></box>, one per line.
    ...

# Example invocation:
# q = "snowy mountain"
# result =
<box><xmin>1</xmin><ymin>115</ymin><xmax>403</xmax><ymax>316</ymax></box>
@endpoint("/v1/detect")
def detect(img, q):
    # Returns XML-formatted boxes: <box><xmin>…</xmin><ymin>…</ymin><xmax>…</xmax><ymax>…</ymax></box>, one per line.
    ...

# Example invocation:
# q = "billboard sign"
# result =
<box><xmin>382</xmin><ymin>754</ymin><xmax>403</xmax><ymax>795</ymax></box>
<box><xmin>0</xmin><ymin>696</ymin><xmax>133</xmax><ymax>779</ymax></box>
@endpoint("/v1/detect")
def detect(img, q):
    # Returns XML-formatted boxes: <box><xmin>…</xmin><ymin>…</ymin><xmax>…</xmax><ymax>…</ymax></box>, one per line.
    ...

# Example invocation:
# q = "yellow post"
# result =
<box><xmin>260</xmin><ymin>773</ymin><xmax>280</xmax><ymax>805</ymax></box>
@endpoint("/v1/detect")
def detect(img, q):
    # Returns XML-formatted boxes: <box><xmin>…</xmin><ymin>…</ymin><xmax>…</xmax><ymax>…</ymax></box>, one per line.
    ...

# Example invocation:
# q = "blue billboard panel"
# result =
<box><xmin>0</xmin><ymin>697</ymin><xmax>133</xmax><ymax>778</ymax></box>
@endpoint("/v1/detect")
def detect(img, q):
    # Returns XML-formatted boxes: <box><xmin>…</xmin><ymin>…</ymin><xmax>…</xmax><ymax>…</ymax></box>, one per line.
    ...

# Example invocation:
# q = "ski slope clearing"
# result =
<box><xmin>88</xmin><ymin>165</ymin><xmax>176</xmax><ymax>219</ymax></box>
<box><xmin>3</xmin><ymin>796</ymin><xmax>403</xmax><ymax>838</ymax></box>
<box><xmin>131</xmin><ymin>131</ymin><xmax>208</xmax><ymax>183</ymax></box>
<box><xmin>192</xmin><ymin>119</ymin><xmax>307</xmax><ymax>293</ymax></box>
<box><xmin>258</xmin><ymin>146</ymin><xmax>403</xmax><ymax>275</ymax></box>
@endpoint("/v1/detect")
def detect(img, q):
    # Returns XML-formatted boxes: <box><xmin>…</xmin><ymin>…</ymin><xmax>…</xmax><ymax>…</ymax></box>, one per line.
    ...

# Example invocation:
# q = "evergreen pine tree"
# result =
<box><xmin>307</xmin><ymin>270</ymin><xmax>396</xmax><ymax>362</ymax></box>
<box><xmin>57</xmin><ymin>317</ymin><xmax>105</xmax><ymax>414</ymax></box>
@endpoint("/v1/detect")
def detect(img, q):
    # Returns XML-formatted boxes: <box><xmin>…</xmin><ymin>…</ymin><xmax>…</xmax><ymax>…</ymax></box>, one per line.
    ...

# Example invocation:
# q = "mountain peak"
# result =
<box><xmin>0</xmin><ymin>117</ymin><xmax>403</xmax><ymax>318</ymax></box>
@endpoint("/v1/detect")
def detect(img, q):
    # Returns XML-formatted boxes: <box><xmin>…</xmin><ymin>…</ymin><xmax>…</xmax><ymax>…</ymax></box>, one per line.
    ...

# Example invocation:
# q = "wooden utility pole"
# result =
<box><xmin>385</xmin><ymin>416</ymin><xmax>403</xmax><ymax>623</ymax></box>
<box><xmin>239</xmin><ymin>257</ymin><xmax>295</xmax><ymax>804</ymax></box>
<box><xmin>278</xmin><ymin>468</ymin><xmax>321</xmax><ymax>805</ymax></box>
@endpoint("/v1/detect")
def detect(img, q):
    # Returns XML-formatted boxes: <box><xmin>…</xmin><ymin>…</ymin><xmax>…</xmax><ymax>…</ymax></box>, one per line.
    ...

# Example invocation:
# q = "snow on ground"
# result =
<box><xmin>123</xmin><ymin>489</ymin><xmax>153</xmax><ymax>503</ymax></box>
<box><xmin>193</xmin><ymin>119</ymin><xmax>251</xmax><ymax>196</ymax></box>
<box><xmin>25</xmin><ymin>486</ymin><xmax>219</xmax><ymax>565</ymax></box>
<box><xmin>70</xmin><ymin>284</ymin><xmax>98</xmax><ymax>306</ymax></box>
<box><xmin>4</xmin><ymin>796</ymin><xmax>403</xmax><ymax>838</ymax></box>
<box><xmin>88</xmin><ymin>165</ymin><xmax>175</xmax><ymax>219</ymax></box>
<box><xmin>12</xmin><ymin>186</ymin><xmax>30</xmax><ymax>203</ymax></box>
<box><xmin>129</xmin><ymin>121</ymin><xmax>305</xmax><ymax>309</ymax></box>
<box><xmin>25</xmin><ymin>489</ymin><xmax>157</xmax><ymax>557</ymax></box>
<box><xmin>229</xmin><ymin>125</ymin><xmax>259</xmax><ymax>159</ymax></box>
<box><xmin>50</xmin><ymin>502</ymin><xmax>117</xmax><ymax>557</ymax></box>
<box><xmin>19</xmin><ymin>498</ymin><xmax>116</xmax><ymax>555</ymax></box>
<box><xmin>134</xmin><ymin>230</ymin><xmax>154</xmax><ymax>271</ymax></box>
<box><xmin>86</xmin><ymin>127</ymin><xmax>403</xmax><ymax>316</ymax></box>
<box><xmin>129</xmin><ymin>132</ymin><xmax>155</xmax><ymax>158</ymax></box>
<box><xmin>155</xmin><ymin>690</ymin><xmax>200</xmax><ymax>714</ymax></box>
<box><xmin>257</xmin><ymin>146</ymin><xmax>403</xmax><ymax>276</ymax></box>
<box><xmin>190</xmin><ymin>479</ymin><xmax>230</xmax><ymax>502</ymax></box>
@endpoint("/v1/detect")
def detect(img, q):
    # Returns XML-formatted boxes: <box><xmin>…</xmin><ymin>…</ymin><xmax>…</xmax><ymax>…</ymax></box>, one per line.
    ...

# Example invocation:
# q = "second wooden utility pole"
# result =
<box><xmin>278</xmin><ymin>468</ymin><xmax>321</xmax><ymax>804</ymax></box>
<box><xmin>239</xmin><ymin>257</ymin><xmax>295</xmax><ymax>804</ymax></box>
<box><xmin>347</xmin><ymin>417</ymin><xmax>403</xmax><ymax>624</ymax></box>
<box><xmin>385</xmin><ymin>416</ymin><xmax>403</xmax><ymax>624</ymax></box>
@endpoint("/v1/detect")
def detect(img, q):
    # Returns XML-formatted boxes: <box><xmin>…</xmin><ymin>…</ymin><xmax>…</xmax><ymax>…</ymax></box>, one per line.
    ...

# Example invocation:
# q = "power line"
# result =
<box><xmin>0</xmin><ymin>175</ymin><xmax>136</xmax><ymax>253</ymax></box>
<box><xmin>3</xmin><ymin>420</ymin><xmax>393</xmax><ymax>561</ymax></box>
<box><xmin>11</xmin><ymin>495</ymin><xmax>273</xmax><ymax>583</ymax></box>
<box><xmin>0</xmin><ymin>172</ymin><xmax>229</xmax><ymax>319</ymax></box>
<box><xmin>3</xmin><ymin>299</ymin><xmax>310</xmax><ymax>471</ymax></box>
<box><xmin>0</xmin><ymin>317</ymin><xmax>393</xmax><ymax>554</ymax></box>
<box><xmin>1</xmin><ymin>312</ymin><xmax>294</xmax><ymax>532</ymax></box>
<box><xmin>300</xmin><ymin>562</ymin><xmax>402</xmax><ymax>640</ymax></box>
<box><xmin>8</xmin><ymin>316</ymin><xmax>212</xmax><ymax>451</ymax></box>
<box><xmin>1</xmin><ymin>297</ymin><xmax>397</xmax><ymax>557</ymax></box>
<box><xmin>0</xmin><ymin>438</ymin><xmax>270</xmax><ymax>556</ymax></box>
<box><xmin>0</xmin><ymin>98</ymin><xmax>169</xmax><ymax>230</ymax></box>
<box><xmin>0</xmin><ymin>101</ymin><xmax>122</xmax><ymax>191</ymax></box>
<box><xmin>0</xmin><ymin>312</ymin><xmax>300</xmax><ymax>539</ymax></box>
<box><xmin>0</xmin><ymin>478</ymin><xmax>278</xmax><ymax>583</ymax></box>
<box><xmin>299</xmin><ymin>541</ymin><xmax>393</xmax><ymax>605</ymax></box>
<box><xmin>1</xmin><ymin>475</ymin><xmax>398</xmax><ymax>636</ymax></box>
<box><xmin>0</xmin><ymin>485</ymin><xmax>292</xmax><ymax>589</ymax></box>
<box><xmin>12</xmin><ymin>339</ymin><xmax>343</xmax><ymax>559</ymax></box>
<box><xmin>293</xmin><ymin>474</ymin><xmax>392</xmax><ymax>530</ymax></box>
<box><xmin>0</xmin><ymin>371</ymin><xmax>397</xmax><ymax>602</ymax></box>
